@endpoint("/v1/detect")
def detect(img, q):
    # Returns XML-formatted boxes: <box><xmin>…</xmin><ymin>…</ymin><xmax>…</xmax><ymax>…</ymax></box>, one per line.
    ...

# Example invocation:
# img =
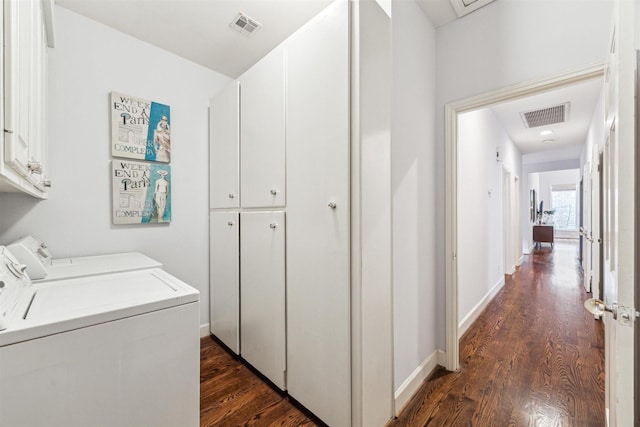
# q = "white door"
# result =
<box><xmin>210</xmin><ymin>82</ymin><xmax>239</xmax><ymax>209</ymax></box>
<box><xmin>240</xmin><ymin>211</ymin><xmax>286</xmax><ymax>390</ymax></box>
<box><xmin>583</xmin><ymin>162</ymin><xmax>592</xmax><ymax>293</ymax></box>
<box><xmin>285</xmin><ymin>1</ymin><xmax>350</xmax><ymax>425</ymax></box>
<box><xmin>599</xmin><ymin>1</ymin><xmax>636</xmax><ymax>424</ymax></box>
<box><xmin>239</xmin><ymin>49</ymin><xmax>286</xmax><ymax>208</ymax></box>
<box><xmin>209</xmin><ymin>212</ymin><xmax>240</xmax><ymax>354</ymax></box>
<box><xmin>591</xmin><ymin>146</ymin><xmax>602</xmax><ymax>301</ymax></box>
<box><xmin>513</xmin><ymin>176</ymin><xmax>521</xmax><ymax>267</ymax></box>
<box><xmin>503</xmin><ymin>168</ymin><xmax>513</xmax><ymax>275</ymax></box>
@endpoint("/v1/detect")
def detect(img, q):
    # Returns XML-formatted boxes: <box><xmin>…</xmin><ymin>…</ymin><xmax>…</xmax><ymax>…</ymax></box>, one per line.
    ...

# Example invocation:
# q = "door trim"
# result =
<box><xmin>444</xmin><ymin>62</ymin><xmax>606</xmax><ymax>371</ymax></box>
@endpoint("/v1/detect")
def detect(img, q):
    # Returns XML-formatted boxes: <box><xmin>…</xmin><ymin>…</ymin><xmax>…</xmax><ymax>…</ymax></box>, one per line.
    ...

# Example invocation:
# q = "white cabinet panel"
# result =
<box><xmin>209</xmin><ymin>212</ymin><xmax>240</xmax><ymax>354</ymax></box>
<box><xmin>1</xmin><ymin>0</ymin><xmax>50</xmax><ymax>197</ymax></box>
<box><xmin>239</xmin><ymin>49</ymin><xmax>285</xmax><ymax>208</ymax></box>
<box><xmin>210</xmin><ymin>82</ymin><xmax>239</xmax><ymax>209</ymax></box>
<box><xmin>240</xmin><ymin>211</ymin><xmax>286</xmax><ymax>389</ymax></box>
<box><xmin>284</xmin><ymin>1</ymin><xmax>350</xmax><ymax>425</ymax></box>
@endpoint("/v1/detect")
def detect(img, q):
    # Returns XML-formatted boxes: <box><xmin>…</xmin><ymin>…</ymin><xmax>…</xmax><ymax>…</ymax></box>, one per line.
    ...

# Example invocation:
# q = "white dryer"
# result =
<box><xmin>7</xmin><ymin>235</ymin><xmax>162</xmax><ymax>281</ymax></box>
<box><xmin>0</xmin><ymin>246</ymin><xmax>200</xmax><ymax>427</ymax></box>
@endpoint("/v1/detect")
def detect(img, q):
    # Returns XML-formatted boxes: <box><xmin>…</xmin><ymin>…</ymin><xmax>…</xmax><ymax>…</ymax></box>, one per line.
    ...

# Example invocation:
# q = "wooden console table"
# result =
<box><xmin>533</xmin><ymin>225</ymin><xmax>554</xmax><ymax>248</ymax></box>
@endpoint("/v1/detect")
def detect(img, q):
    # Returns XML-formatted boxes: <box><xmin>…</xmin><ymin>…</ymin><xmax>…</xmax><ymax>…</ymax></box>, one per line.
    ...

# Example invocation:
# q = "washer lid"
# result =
<box><xmin>0</xmin><ymin>268</ymin><xmax>199</xmax><ymax>346</ymax></box>
<box><xmin>26</xmin><ymin>269</ymin><xmax>180</xmax><ymax>322</ymax></box>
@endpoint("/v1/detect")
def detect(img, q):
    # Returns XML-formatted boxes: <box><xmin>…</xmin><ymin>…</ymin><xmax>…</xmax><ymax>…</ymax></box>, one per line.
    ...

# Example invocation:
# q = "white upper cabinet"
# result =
<box><xmin>239</xmin><ymin>48</ymin><xmax>286</xmax><ymax>208</ymax></box>
<box><xmin>210</xmin><ymin>82</ymin><xmax>240</xmax><ymax>209</ymax></box>
<box><xmin>1</xmin><ymin>0</ymin><xmax>53</xmax><ymax>198</ymax></box>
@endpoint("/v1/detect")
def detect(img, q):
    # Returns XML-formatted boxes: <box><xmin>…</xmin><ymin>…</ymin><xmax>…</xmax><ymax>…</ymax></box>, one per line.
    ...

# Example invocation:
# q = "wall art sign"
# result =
<box><xmin>112</xmin><ymin>160</ymin><xmax>172</xmax><ymax>224</ymax></box>
<box><xmin>110</xmin><ymin>92</ymin><xmax>171</xmax><ymax>163</ymax></box>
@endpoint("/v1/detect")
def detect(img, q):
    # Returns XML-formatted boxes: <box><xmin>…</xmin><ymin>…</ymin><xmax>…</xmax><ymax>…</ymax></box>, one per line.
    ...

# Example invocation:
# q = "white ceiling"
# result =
<box><xmin>490</xmin><ymin>78</ymin><xmax>603</xmax><ymax>155</ymax></box>
<box><xmin>56</xmin><ymin>0</ymin><xmax>334</xmax><ymax>78</ymax></box>
<box><xmin>57</xmin><ymin>0</ymin><xmax>602</xmax><ymax>158</ymax></box>
<box><xmin>415</xmin><ymin>0</ymin><xmax>458</xmax><ymax>27</ymax></box>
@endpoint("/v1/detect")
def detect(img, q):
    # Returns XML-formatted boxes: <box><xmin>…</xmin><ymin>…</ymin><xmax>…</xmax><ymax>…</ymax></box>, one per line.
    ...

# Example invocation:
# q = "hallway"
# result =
<box><xmin>392</xmin><ymin>239</ymin><xmax>605</xmax><ymax>426</ymax></box>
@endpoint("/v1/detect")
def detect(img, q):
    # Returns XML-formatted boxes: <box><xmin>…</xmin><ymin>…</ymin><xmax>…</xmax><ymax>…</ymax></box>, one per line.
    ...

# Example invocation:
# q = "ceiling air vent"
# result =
<box><xmin>449</xmin><ymin>0</ymin><xmax>497</xmax><ymax>18</ymax></box>
<box><xmin>520</xmin><ymin>102</ymin><xmax>570</xmax><ymax>129</ymax></box>
<box><xmin>230</xmin><ymin>13</ymin><xmax>261</xmax><ymax>37</ymax></box>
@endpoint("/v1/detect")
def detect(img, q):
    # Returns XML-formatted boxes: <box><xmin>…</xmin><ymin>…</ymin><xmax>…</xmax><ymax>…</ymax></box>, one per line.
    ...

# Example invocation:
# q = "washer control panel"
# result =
<box><xmin>0</xmin><ymin>247</ymin><xmax>32</xmax><ymax>331</ymax></box>
<box><xmin>7</xmin><ymin>236</ymin><xmax>52</xmax><ymax>280</ymax></box>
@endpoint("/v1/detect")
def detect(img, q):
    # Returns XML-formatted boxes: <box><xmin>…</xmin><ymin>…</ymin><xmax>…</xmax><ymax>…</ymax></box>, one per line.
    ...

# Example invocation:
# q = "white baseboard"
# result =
<box><xmin>200</xmin><ymin>323</ymin><xmax>211</xmax><ymax>338</ymax></box>
<box><xmin>394</xmin><ymin>349</ymin><xmax>446</xmax><ymax>416</ymax></box>
<box><xmin>458</xmin><ymin>276</ymin><xmax>504</xmax><ymax>337</ymax></box>
<box><xmin>517</xmin><ymin>254</ymin><xmax>524</xmax><ymax>266</ymax></box>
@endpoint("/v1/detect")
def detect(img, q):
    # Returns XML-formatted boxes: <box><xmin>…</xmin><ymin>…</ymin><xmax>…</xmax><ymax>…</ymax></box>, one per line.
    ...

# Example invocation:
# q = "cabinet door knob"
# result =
<box><xmin>270</xmin><ymin>223</ymin><xmax>278</xmax><ymax>229</ymax></box>
<box><xmin>328</xmin><ymin>202</ymin><xmax>337</xmax><ymax>209</ymax></box>
<box><xmin>228</xmin><ymin>193</ymin><xmax>236</xmax><ymax>199</ymax></box>
<box><xmin>227</xmin><ymin>221</ymin><xmax>234</xmax><ymax>226</ymax></box>
<box><xmin>270</xmin><ymin>189</ymin><xmax>278</xmax><ymax>195</ymax></box>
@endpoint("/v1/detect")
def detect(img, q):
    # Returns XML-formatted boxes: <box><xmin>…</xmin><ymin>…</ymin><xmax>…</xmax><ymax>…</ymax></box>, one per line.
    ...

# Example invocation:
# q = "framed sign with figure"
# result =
<box><xmin>110</xmin><ymin>92</ymin><xmax>171</xmax><ymax>163</ymax></box>
<box><xmin>112</xmin><ymin>160</ymin><xmax>171</xmax><ymax>224</ymax></box>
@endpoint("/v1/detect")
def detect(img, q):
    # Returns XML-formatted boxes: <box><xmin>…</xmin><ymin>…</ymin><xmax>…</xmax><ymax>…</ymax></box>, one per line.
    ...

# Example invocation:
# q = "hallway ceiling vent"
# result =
<box><xmin>230</xmin><ymin>13</ymin><xmax>261</xmax><ymax>37</ymax></box>
<box><xmin>520</xmin><ymin>102</ymin><xmax>570</xmax><ymax>128</ymax></box>
<box><xmin>449</xmin><ymin>0</ymin><xmax>497</xmax><ymax>18</ymax></box>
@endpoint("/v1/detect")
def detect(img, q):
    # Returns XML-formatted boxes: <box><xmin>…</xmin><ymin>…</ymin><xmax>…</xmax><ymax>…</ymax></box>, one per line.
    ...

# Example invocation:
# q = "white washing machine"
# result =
<box><xmin>7</xmin><ymin>235</ymin><xmax>162</xmax><ymax>282</ymax></box>
<box><xmin>0</xmin><ymin>246</ymin><xmax>200</xmax><ymax>427</ymax></box>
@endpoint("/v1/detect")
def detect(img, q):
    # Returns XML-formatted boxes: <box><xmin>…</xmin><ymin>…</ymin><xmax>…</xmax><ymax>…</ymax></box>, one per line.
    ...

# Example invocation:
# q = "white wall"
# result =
<box><xmin>0</xmin><ymin>7</ymin><xmax>231</xmax><ymax>327</ymax></box>
<box><xmin>435</xmin><ymin>0</ymin><xmax>612</xmax><ymax>345</ymax></box>
<box><xmin>581</xmin><ymin>87</ymin><xmax>606</xmax><ymax>169</ymax></box>
<box><xmin>457</xmin><ymin>108</ymin><xmax>520</xmax><ymax>327</ymax></box>
<box><xmin>391</xmin><ymin>0</ymin><xmax>437</xmax><ymax>394</ymax></box>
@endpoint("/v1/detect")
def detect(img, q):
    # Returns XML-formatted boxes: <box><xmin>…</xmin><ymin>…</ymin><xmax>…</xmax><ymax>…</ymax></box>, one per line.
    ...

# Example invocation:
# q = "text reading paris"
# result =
<box><xmin>114</xmin><ymin>162</ymin><xmax>149</xmax><ymax>190</ymax></box>
<box><xmin>113</xmin><ymin>96</ymin><xmax>150</xmax><ymax>125</ymax></box>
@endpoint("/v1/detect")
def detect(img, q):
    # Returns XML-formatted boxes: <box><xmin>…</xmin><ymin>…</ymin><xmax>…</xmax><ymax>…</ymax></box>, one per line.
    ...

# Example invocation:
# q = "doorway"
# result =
<box><xmin>444</xmin><ymin>62</ymin><xmax>606</xmax><ymax>371</ymax></box>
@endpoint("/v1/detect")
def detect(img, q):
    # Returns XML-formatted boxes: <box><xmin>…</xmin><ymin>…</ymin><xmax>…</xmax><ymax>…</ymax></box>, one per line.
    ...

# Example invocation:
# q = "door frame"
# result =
<box><xmin>444</xmin><ymin>62</ymin><xmax>606</xmax><ymax>371</ymax></box>
<box><xmin>503</xmin><ymin>168</ymin><xmax>514</xmax><ymax>276</ymax></box>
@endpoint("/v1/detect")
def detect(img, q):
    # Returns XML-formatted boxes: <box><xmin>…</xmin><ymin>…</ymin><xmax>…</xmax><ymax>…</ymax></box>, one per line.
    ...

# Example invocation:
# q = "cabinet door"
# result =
<box><xmin>239</xmin><ymin>49</ymin><xmax>285</xmax><ymax>208</ymax></box>
<box><xmin>2</xmin><ymin>0</ymin><xmax>48</xmax><ymax>196</ymax></box>
<box><xmin>284</xmin><ymin>2</ymin><xmax>350</xmax><ymax>426</ymax></box>
<box><xmin>210</xmin><ymin>212</ymin><xmax>240</xmax><ymax>354</ymax></box>
<box><xmin>210</xmin><ymin>82</ymin><xmax>239</xmax><ymax>209</ymax></box>
<box><xmin>240</xmin><ymin>211</ymin><xmax>286</xmax><ymax>389</ymax></box>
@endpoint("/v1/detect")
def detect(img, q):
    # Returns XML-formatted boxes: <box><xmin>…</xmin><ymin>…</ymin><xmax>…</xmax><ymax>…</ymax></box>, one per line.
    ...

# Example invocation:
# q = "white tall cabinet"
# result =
<box><xmin>285</xmin><ymin>2</ymin><xmax>350</xmax><ymax>426</ymax></box>
<box><xmin>209</xmin><ymin>1</ymin><xmax>392</xmax><ymax>426</ymax></box>
<box><xmin>209</xmin><ymin>39</ymin><xmax>287</xmax><ymax>390</ymax></box>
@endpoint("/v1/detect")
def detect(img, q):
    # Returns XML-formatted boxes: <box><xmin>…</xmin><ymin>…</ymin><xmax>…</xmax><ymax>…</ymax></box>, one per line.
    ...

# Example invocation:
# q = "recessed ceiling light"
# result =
<box><xmin>542</xmin><ymin>139</ymin><xmax>555</xmax><ymax>144</ymax></box>
<box><xmin>540</xmin><ymin>130</ymin><xmax>553</xmax><ymax>136</ymax></box>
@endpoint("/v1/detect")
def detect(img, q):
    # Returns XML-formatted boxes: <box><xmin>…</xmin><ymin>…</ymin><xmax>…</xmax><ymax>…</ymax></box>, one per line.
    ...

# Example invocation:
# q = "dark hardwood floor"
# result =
<box><xmin>200</xmin><ymin>239</ymin><xmax>604</xmax><ymax>426</ymax></box>
<box><xmin>391</xmin><ymin>240</ymin><xmax>605</xmax><ymax>426</ymax></box>
<box><xmin>200</xmin><ymin>336</ymin><xmax>317</xmax><ymax>426</ymax></box>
